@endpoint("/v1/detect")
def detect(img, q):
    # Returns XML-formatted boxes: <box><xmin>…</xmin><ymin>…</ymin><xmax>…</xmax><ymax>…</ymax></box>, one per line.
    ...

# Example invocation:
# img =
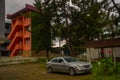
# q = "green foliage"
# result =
<box><xmin>31</xmin><ymin>1</ymin><xmax>51</xmax><ymax>54</ymax></box>
<box><xmin>32</xmin><ymin>0</ymin><xmax>118</xmax><ymax>57</ymax></box>
<box><xmin>97</xmin><ymin>57</ymin><xmax>114</xmax><ymax>75</ymax></box>
<box><xmin>92</xmin><ymin>57</ymin><xmax>120</xmax><ymax>80</ymax></box>
<box><xmin>36</xmin><ymin>58</ymin><xmax>47</xmax><ymax>63</ymax></box>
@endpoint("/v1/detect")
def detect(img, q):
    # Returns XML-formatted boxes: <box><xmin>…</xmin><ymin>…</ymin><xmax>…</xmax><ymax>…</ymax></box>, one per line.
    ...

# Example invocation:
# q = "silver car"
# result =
<box><xmin>46</xmin><ymin>56</ymin><xmax>92</xmax><ymax>76</ymax></box>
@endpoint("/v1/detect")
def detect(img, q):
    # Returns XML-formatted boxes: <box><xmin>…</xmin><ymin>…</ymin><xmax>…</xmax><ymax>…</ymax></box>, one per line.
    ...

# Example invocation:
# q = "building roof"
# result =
<box><xmin>84</xmin><ymin>38</ymin><xmax>120</xmax><ymax>48</ymax></box>
<box><xmin>7</xmin><ymin>4</ymin><xmax>38</xmax><ymax>19</ymax></box>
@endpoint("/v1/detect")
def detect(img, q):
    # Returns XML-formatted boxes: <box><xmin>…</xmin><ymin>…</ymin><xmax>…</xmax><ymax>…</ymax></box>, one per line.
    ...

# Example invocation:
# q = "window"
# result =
<box><xmin>25</xmin><ymin>38</ymin><xmax>30</xmax><ymax>45</ymax></box>
<box><xmin>64</xmin><ymin>57</ymin><xmax>78</xmax><ymax>62</ymax></box>
<box><xmin>5</xmin><ymin>23</ymin><xmax>11</xmax><ymax>29</ymax></box>
<box><xmin>25</xmin><ymin>25</ymin><xmax>31</xmax><ymax>32</ymax></box>
<box><xmin>58</xmin><ymin>58</ymin><xmax>64</xmax><ymax>63</ymax></box>
<box><xmin>18</xmin><ymin>18</ymin><xmax>22</xmax><ymax>22</ymax></box>
<box><xmin>19</xmin><ymin>29</ymin><xmax>22</xmax><ymax>34</ymax></box>
<box><xmin>51</xmin><ymin>58</ymin><xmax>57</xmax><ymax>63</ymax></box>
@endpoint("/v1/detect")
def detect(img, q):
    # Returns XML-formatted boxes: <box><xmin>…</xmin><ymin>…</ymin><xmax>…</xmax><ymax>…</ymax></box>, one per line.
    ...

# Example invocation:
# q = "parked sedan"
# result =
<box><xmin>46</xmin><ymin>56</ymin><xmax>92</xmax><ymax>76</ymax></box>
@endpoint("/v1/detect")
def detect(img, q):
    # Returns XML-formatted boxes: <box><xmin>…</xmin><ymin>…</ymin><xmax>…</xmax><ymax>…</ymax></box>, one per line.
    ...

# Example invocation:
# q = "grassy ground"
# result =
<box><xmin>0</xmin><ymin>63</ymin><xmax>92</xmax><ymax>80</ymax></box>
<box><xmin>0</xmin><ymin>58</ymin><xmax>120</xmax><ymax>80</ymax></box>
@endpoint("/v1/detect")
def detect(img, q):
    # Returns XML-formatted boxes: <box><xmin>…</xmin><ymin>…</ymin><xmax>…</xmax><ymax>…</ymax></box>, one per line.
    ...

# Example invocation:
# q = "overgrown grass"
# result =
<box><xmin>91</xmin><ymin>58</ymin><xmax>120</xmax><ymax>80</ymax></box>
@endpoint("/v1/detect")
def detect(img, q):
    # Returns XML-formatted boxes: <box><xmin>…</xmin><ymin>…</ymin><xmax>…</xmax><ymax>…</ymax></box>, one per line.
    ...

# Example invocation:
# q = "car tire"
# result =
<box><xmin>69</xmin><ymin>68</ymin><xmax>76</xmax><ymax>76</ymax></box>
<box><xmin>47</xmin><ymin>67</ymin><xmax>53</xmax><ymax>73</ymax></box>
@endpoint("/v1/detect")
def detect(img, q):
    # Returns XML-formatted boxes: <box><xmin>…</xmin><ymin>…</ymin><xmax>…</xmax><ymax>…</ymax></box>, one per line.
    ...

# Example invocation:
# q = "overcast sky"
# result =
<box><xmin>5</xmin><ymin>0</ymin><xmax>34</xmax><ymax>16</ymax></box>
<box><xmin>5</xmin><ymin>0</ymin><xmax>120</xmax><ymax>20</ymax></box>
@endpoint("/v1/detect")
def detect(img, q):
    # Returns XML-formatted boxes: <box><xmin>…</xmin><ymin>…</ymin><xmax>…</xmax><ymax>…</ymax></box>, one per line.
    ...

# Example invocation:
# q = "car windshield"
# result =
<box><xmin>64</xmin><ymin>57</ymin><xmax>79</xmax><ymax>62</ymax></box>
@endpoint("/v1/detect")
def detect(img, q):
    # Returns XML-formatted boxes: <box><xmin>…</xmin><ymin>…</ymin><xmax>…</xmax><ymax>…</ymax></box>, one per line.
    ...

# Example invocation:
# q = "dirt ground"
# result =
<box><xmin>0</xmin><ymin>63</ymin><xmax>91</xmax><ymax>80</ymax></box>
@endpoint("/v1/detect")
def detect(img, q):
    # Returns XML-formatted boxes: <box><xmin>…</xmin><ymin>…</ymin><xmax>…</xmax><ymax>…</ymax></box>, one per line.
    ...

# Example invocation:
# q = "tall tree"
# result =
<box><xmin>32</xmin><ymin>0</ymin><xmax>117</xmax><ymax>57</ymax></box>
<box><xmin>32</xmin><ymin>0</ymin><xmax>52</xmax><ymax>58</ymax></box>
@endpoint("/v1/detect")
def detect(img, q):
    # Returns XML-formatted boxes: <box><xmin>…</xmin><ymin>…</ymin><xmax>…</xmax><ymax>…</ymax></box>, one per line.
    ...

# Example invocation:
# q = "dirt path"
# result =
<box><xmin>0</xmin><ymin>63</ymin><xmax>91</xmax><ymax>80</ymax></box>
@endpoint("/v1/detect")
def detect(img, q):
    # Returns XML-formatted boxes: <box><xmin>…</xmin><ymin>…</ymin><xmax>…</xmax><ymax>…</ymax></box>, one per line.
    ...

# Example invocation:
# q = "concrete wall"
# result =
<box><xmin>112</xmin><ymin>47</ymin><xmax>120</xmax><ymax>58</ymax></box>
<box><xmin>22</xmin><ymin>50</ymin><xmax>32</xmax><ymax>57</ymax></box>
<box><xmin>86</xmin><ymin>48</ymin><xmax>100</xmax><ymax>61</ymax></box>
<box><xmin>0</xmin><ymin>0</ymin><xmax>5</xmax><ymax>36</ymax></box>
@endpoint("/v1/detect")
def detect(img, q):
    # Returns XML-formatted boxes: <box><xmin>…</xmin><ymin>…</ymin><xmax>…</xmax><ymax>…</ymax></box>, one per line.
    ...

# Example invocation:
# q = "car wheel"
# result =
<box><xmin>69</xmin><ymin>68</ymin><xmax>76</xmax><ymax>76</ymax></box>
<box><xmin>47</xmin><ymin>67</ymin><xmax>53</xmax><ymax>73</ymax></box>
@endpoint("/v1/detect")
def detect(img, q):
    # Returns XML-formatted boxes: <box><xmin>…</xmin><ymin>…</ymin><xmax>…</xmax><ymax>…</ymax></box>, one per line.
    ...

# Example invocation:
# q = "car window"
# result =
<box><xmin>58</xmin><ymin>58</ymin><xmax>64</xmax><ymax>63</ymax></box>
<box><xmin>64</xmin><ymin>57</ymin><xmax>78</xmax><ymax>62</ymax></box>
<box><xmin>51</xmin><ymin>58</ymin><xmax>58</xmax><ymax>63</ymax></box>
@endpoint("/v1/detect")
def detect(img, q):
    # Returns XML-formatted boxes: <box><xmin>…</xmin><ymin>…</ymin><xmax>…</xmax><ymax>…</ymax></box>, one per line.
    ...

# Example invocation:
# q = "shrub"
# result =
<box><xmin>36</xmin><ymin>58</ymin><xmax>47</xmax><ymax>63</ymax></box>
<box><xmin>92</xmin><ymin>57</ymin><xmax>117</xmax><ymax>80</ymax></box>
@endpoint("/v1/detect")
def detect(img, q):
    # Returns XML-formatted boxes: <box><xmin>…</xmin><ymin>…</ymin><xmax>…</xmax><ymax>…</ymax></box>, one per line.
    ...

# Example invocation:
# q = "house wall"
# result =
<box><xmin>112</xmin><ymin>47</ymin><xmax>120</xmax><ymax>58</ymax></box>
<box><xmin>86</xmin><ymin>48</ymin><xmax>99</xmax><ymax>61</ymax></box>
<box><xmin>22</xmin><ymin>50</ymin><xmax>32</xmax><ymax>57</ymax></box>
<box><xmin>86</xmin><ymin>47</ymin><xmax>120</xmax><ymax>61</ymax></box>
<box><xmin>7</xmin><ymin>13</ymin><xmax>31</xmax><ymax>57</ymax></box>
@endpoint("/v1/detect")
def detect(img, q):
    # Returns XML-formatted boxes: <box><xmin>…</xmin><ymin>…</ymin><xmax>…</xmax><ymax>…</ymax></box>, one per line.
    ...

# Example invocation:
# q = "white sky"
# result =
<box><xmin>5</xmin><ymin>0</ymin><xmax>120</xmax><ymax>14</ymax></box>
<box><xmin>5</xmin><ymin>0</ymin><xmax>34</xmax><ymax>21</ymax></box>
<box><xmin>5</xmin><ymin>0</ymin><xmax>120</xmax><ymax>21</ymax></box>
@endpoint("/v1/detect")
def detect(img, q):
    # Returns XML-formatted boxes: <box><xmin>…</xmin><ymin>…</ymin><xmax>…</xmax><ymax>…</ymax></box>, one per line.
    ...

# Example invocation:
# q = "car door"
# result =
<box><xmin>56</xmin><ymin>58</ymin><xmax>66</xmax><ymax>72</ymax></box>
<box><xmin>50</xmin><ymin>58</ymin><xmax>58</xmax><ymax>71</ymax></box>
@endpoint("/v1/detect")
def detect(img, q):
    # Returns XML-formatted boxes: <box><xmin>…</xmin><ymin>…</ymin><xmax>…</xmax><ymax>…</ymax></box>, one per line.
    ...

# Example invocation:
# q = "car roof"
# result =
<box><xmin>53</xmin><ymin>56</ymin><xmax>72</xmax><ymax>59</ymax></box>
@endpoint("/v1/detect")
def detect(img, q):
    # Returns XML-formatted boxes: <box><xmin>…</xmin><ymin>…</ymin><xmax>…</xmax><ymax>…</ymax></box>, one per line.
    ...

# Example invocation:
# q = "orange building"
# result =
<box><xmin>7</xmin><ymin>4</ymin><xmax>37</xmax><ymax>57</ymax></box>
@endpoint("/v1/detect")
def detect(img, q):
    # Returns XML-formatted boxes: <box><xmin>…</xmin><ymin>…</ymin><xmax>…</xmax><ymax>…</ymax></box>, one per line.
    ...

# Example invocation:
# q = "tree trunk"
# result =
<box><xmin>63</xmin><ymin>2</ymin><xmax>76</xmax><ymax>57</ymax></box>
<box><xmin>46</xmin><ymin>49</ymin><xmax>49</xmax><ymax>58</ymax></box>
<box><xmin>66</xmin><ymin>39</ymin><xmax>75</xmax><ymax>56</ymax></box>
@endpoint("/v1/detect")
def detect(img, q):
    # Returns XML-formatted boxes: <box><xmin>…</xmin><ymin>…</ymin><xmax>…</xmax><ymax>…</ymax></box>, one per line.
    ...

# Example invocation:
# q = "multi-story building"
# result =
<box><xmin>5</xmin><ymin>23</ymin><xmax>11</xmax><ymax>37</ymax></box>
<box><xmin>0</xmin><ymin>0</ymin><xmax>5</xmax><ymax>37</ymax></box>
<box><xmin>0</xmin><ymin>23</ymin><xmax>11</xmax><ymax>56</ymax></box>
<box><xmin>0</xmin><ymin>0</ymin><xmax>8</xmax><ymax>57</ymax></box>
<box><xmin>7</xmin><ymin>4</ymin><xmax>37</xmax><ymax>57</ymax></box>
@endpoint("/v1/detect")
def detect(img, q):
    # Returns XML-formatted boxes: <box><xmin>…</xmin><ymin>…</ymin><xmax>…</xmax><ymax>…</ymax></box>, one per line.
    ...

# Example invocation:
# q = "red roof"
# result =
<box><xmin>7</xmin><ymin>4</ymin><xmax>38</xmax><ymax>19</ymax></box>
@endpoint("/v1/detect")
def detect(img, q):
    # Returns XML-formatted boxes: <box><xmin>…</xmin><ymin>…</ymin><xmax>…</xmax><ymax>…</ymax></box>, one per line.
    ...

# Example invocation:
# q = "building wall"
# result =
<box><xmin>22</xmin><ymin>50</ymin><xmax>32</xmax><ymax>57</ymax></box>
<box><xmin>32</xmin><ymin>50</ymin><xmax>52</xmax><ymax>58</ymax></box>
<box><xmin>0</xmin><ymin>23</ymin><xmax>11</xmax><ymax>56</ymax></box>
<box><xmin>7</xmin><ymin>14</ymin><xmax>31</xmax><ymax>57</ymax></box>
<box><xmin>0</xmin><ymin>0</ymin><xmax>5</xmax><ymax>36</ymax></box>
<box><xmin>86</xmin><ymin>47</ymin><xmax>120</xmax><ymax>61</ymax></box>
<box><xmin>112</xmin><ymin>47</ymin><xmax>120</xmax><ymax>58</ymax></box>
<box><xmin>86</xmin><ymin>48</ymin><xmax>99</xmax><ymax>61</ymax></box>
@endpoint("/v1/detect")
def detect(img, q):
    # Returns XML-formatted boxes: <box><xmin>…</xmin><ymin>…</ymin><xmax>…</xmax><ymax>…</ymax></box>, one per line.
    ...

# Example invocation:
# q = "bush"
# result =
<box><xmin>36</xmin><ymin>58</ymin><xmax>47</xmax><ymax>63</ymax></box>
<box><xmin>92</xmin><ymin>57</ymin><xmax>118</xmax><ymax>80</ymax></box>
